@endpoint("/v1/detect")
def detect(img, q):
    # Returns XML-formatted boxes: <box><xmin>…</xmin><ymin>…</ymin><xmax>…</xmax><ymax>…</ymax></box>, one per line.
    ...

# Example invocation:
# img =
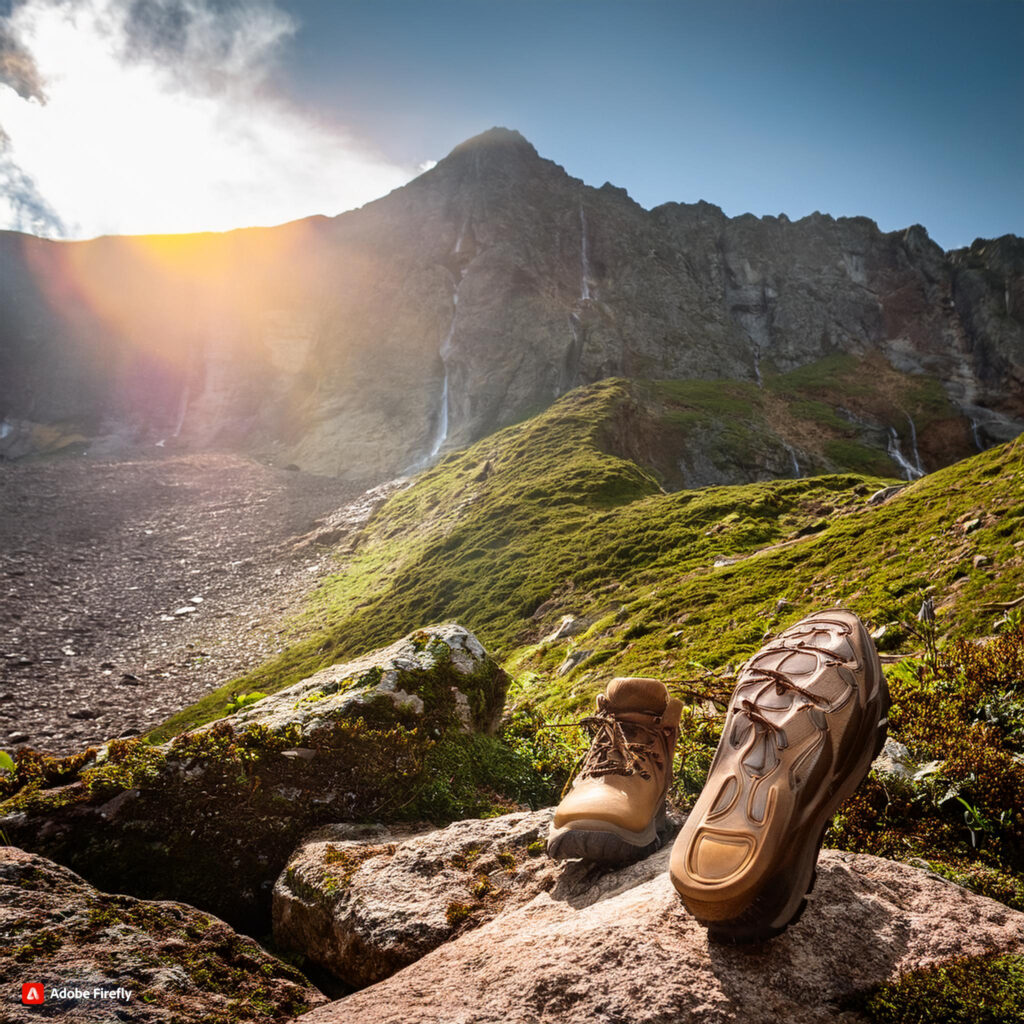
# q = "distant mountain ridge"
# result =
<box><xmin>1</xmin><ymin>126</ymin><xmax>1021</xmax><ymax>482</ymax></box>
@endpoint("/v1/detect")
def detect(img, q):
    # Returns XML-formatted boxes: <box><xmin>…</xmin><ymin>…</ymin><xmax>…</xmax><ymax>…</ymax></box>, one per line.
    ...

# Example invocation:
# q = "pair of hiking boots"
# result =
<box><xmin>546</xmin><ymin>609</ymin><xmax>889</xmax><ymax>943</ymax></box>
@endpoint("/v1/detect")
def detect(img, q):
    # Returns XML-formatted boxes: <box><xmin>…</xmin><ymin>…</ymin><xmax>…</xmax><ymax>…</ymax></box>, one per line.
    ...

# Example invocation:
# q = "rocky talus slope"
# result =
<box><xmin>1</xmin><ymin>128</ymin><xmax>1021</xmax><ymax>480</ymax></box>
<box><xmin>0</xmin><ymin>452</ymin><xmax>385</xmax><ymax>754</ymax></box>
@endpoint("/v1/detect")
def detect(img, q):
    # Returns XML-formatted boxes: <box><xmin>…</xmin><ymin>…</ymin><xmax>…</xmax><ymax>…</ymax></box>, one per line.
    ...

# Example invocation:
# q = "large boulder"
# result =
<box><xmin>273</xmin><ymin>808</ymin><xmax>656</xmax><ymax>988</ymax></box>
<box><xmin>0</xmin><ymin>624</ymin><xmax>508</xmax><ymax>934</ymax></box>
<box><xmin>0</xmin><ymin>846</ymin><xmax>325</xmax><ymax>1023</ymax></box>
<box><xmin>293</xmin><ymin>820</ymin><xmax>1024</xmax><ymax>1024</ymax></box>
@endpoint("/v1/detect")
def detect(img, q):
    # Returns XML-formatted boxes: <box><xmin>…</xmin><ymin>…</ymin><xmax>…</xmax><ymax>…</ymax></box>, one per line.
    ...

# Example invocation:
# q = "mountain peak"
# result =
<box><xmin>446</xmin><ymin>127</ymin><xmax>538</xmax><ymax>159</ymax></box>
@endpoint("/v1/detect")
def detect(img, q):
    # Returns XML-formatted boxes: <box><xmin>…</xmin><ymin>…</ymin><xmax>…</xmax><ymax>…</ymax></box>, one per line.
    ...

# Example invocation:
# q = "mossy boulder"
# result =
<box><xmin>0</xmin><ymin>624</ymin><xmax>509</xmax><ymax>935</ymax></box>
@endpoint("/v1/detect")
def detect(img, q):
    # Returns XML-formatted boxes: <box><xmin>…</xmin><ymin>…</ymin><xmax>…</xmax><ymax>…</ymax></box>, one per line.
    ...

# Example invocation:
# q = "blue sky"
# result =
<box><xmin>0</xmin><ymin>0</ymin><xmax>1020</xmax><ymax>247</ymax></box>
<box><xmin>280</xmin><ymin>0</ymin><xmax>1024</xmax><ymax>250</ymax></box>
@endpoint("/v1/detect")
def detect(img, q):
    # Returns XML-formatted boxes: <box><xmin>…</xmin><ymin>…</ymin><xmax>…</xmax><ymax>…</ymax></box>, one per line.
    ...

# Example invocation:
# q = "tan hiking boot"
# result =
<box><xmin>670</xmin><ymin>609</ymin><xmax>888</xmax><ymax>943</ymax></box>
<box><xmin>547</xmin><ymin>677</ymin><xmax>682</xmax><ymax>864</ymax></box>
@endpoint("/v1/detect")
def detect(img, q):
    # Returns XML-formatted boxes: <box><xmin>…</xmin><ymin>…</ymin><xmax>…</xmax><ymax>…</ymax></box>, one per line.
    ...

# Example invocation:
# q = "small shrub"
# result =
<box><xmin>445</xmin><ymin>901</ymin><xmax>472</xmax><ymax>927</ymax></box>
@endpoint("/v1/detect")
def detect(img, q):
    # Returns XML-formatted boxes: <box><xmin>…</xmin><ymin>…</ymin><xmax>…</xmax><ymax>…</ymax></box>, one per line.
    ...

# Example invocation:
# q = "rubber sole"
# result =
<box><xmin>697</xmin><ymin>624</ymin><xmax>891</xmax><ymax>944</ymax></box>
<box><xmin>547</xmin><ymin>807</ymin><xmax>668</xmax><ymax>865</ymax></box>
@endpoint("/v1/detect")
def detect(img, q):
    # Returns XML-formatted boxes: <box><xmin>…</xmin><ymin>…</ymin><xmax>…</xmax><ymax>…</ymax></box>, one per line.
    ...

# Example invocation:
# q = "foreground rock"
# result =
<box><xmin>0</xmin><ymin>624</ymin><xmax>507</xmax><ymax>933</ymax></box>
<box><xmin>274</xmin><ymin>808</ymin><xmax>674</xmax><ymax>988</ymax></box>
<box><xmin>0</xmin><ymin>847</ymin><xmax>324</xmax><ymax>1023</ymax></box>
<box><xmin>298</xmin><ymin>842</ymin><xmax>1024</xmax><ymax>1024</ymax></box>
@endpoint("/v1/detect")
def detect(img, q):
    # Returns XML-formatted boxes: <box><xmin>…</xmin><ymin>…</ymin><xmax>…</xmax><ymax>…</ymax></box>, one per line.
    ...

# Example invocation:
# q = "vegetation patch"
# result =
<box><xmin>846</xmin><ymin>953</ymin><xmax>1024</xmax><ymax>1024</ymax></box>
<box><xmin>827</xmin><ymin>628</ymin><xmax>1024</xmax><ymax>905</ymax></box>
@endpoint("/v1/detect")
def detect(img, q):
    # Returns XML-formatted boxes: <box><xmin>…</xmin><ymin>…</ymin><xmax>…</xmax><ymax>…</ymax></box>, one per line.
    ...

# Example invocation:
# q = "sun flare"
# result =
<box><xmin>0</xmin><ymin>0</ymin><xmax>414</xmax><ymax>239</ymax></box>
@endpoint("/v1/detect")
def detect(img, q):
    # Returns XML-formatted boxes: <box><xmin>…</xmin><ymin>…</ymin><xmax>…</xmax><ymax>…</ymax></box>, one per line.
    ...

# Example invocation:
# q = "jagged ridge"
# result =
<box><xmin>1</xmin><ymin>128</ymin><xmax>1021</xmax><ymax>480</ymax></box>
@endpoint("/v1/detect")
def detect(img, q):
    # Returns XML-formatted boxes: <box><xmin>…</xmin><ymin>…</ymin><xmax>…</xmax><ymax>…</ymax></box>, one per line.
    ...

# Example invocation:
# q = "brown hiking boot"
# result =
<box><xmin>669</xmin><ymin>609</ymin><xmax>888</xmax><ymax>943</ymax></box>
<box><xmin>547</xmin><ymin>677</ymin><xmax>682</xmax><ymax>864</ymax></box>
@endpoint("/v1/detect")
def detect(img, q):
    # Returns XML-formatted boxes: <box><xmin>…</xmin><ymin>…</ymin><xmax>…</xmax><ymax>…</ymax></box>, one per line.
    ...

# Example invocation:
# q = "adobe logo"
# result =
<box><xmin>22</xmin><ymin>982</ymin><xmax>45</xmax><ymax>1005</ymax></box>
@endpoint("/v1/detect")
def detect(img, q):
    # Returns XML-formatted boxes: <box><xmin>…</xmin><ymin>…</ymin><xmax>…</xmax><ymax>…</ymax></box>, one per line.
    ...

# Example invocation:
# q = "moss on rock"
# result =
<box><xmin>847</xmin><ymin>953</ymin><xmax>1024</xmax><ymax>1024</ymax></box>
<box><xmin>0</xmin><ymin>625</ymin><xmax>533</xmax><ymax>935</ymax></box>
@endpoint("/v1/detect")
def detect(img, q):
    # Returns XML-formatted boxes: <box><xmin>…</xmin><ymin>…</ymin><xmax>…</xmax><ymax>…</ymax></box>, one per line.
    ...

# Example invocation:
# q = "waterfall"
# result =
<box><xmin>173</xmin><ymin>384</ymin><xmax>190</xmax><ymax>438</ymax></box>
<box><xmin>784</xmin><ymin>443</ymin><xmax>801</xmax><ymax>478</ymax></box>
<box><xmin>559</xmin><ymin>312</ymin><xmax>585</xmax><ymax>397</ymax></box>
<box><xmin>560</xmin><ymin>203</ymin><xmax>593</xmax><ymax>397</ymax></box>
<box><xmin>455</xmin><ymin>216</ymin><xmax>468</xmax><ymax>254</ymax></box>
<box><xmin>887</xmin><ymin>427</ymin><xmax>924</xmax><ymax>481</ymax></box>
<box><xmin>431</xmin><ymin>375</ymin><xmax>449</xmax><ymax>456</ymax></box>
<box><xmin>0</xmin><ymin>419</ymin><xmax>10</xmax><ymax>440</ymax></box>
<box><xmin>970</xmin><ymin>417</ymin><xmax>984</xmax><ymax>452</ymax></box>
<box><xmin>579</xmin><ymin>205</ymin><xmax>592</xmax><ymax>301</ymax></box>
<box><xmin>753</xmin><ymin>346</ymin><xmax>763</xmax><ymax>389</ymax></box>
<box><xmin>428</xmin><ymin>285</ymin><xmax>460</xmax><ymax>459</ymax></box>
<box><xmin>905</xmin><ymin>413</ymin><xmax>924</xmax><ymax>474</ymax></box>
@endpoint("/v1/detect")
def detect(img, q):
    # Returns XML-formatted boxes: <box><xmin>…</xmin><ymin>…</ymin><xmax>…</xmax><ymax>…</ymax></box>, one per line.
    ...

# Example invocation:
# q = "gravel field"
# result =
<box><xmin>0</xmin><ymin>451</ymin><xmax>376</xmax><ymax>754</ymax></box>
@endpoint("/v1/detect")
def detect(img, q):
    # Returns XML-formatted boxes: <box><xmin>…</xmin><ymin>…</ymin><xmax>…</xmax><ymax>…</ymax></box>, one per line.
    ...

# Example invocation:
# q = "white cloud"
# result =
<box><xmin>0</xmin><ymin>0</ymin><xmax>416</xmax><ymax>238</ymax></box>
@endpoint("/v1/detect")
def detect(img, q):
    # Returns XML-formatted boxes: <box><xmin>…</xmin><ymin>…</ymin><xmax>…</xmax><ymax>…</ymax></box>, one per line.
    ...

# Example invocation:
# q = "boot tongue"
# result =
<box><xmin>604</xmin><ymin>677</ymin><xmax>668</xmax><ymax>713</ymax></box>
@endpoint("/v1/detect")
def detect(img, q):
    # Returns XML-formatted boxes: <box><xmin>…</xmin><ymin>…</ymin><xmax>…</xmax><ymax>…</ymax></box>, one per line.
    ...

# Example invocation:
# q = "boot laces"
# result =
<box><xmin>567</xmin><ymin>696</ymin><xmax>667</xmax><ymax>783</ymax></box>
<box><xmin>736</xmin><ymin>641</ymin><xmax>847</xmax><ymax>755</ymax></box>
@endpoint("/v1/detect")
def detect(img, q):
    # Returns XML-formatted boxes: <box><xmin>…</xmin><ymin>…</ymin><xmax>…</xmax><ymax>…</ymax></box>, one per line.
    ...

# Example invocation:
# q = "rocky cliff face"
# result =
<box><xmin>1</xmin><ymin>128</ymin><xmax>1021</xmax><ymax>479</ymax></box>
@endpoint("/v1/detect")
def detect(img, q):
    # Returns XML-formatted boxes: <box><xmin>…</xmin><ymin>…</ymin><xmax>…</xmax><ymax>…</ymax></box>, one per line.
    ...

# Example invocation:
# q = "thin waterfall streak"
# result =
<box><xmin>970</xmin><ymin>417</ymin><xmax>984</xmax><ymax>452</ymax></box>
<box><xmin>905</xmin><ymin>413</ymin><xmax>923</xmax><ymax>473</ymax></box>
<box><xmin>784</xmin><ymin>443</ymin><xmax>801</xmax><ymax>478</ymax></box>
<box><xmin>887</xmin><ymin>427</ymin><xmax>924</xmax><ymax>481</ymax></box>
<box><xmin>173</xmin><ymin>384</ymin><xmax>190</xmax><ymax>438</ymax></box>
<box><xmin>429</xmin><ymin>375</ymin><xmax>449</xmax><ymax>458</ymax></box>
<box><xmin>561</xmin><ymin>312</ymin><xmax>584</xmax><ymax>396</ymax></box>
<box><xmin>429</xmin><ymin>288</ymin><xmax>459</xmax><ymax>458</ymax></box>
<box><xmin>579</xmin><ymin>205</ymin><xmax>592</xmax><ymax>301</ymax></box>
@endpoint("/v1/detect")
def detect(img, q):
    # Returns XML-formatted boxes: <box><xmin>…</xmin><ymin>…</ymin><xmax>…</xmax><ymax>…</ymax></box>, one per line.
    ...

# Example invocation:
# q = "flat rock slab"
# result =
<box><xmin>274</xmin><ymin>809</ymin><xmax>620</xmax><ymax>987</ymax></box>
<box><xmin>0</xmin><ymin>846</ymin><xmax>325</xmax><ymax>1023</ymax></box>
<box><xmin>299</xmin><ymin>847</ymin><xmax>1024</xmax><ymax>1024</ymax></box>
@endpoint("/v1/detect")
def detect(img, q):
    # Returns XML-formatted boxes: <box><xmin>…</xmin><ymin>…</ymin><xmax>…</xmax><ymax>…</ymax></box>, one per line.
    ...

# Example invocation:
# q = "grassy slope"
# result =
<box><xmin>135</xmin><ymin>368</ymin><xmax>1024</xmax><ymax>1013</ymax></box>
<box><xmin>153</xmin><ymin>372</ymin><xmax>1024</xmax><ymax>739</ymax></box>
<box><xmin>646</xmin><ymin>351</ymin><xmax>957</xmax><ymax>485</ymax></box>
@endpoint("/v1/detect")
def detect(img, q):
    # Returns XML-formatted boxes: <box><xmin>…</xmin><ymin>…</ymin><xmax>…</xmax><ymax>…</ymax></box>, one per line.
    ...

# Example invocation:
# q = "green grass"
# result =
<box><xmin>155</xmin><ymin>372</ymin><xmax>1023</xmax><ymax>739</ymax></box>
<box><xmin>764</xmin><ymin>352</ymin><xmax>868</xmax><ymax>396</ymax></box>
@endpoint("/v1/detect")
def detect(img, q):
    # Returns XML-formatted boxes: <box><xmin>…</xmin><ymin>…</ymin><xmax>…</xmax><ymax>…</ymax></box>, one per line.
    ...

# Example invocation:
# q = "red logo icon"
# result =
<box><xmin>22</xmin><ymin>983</ymin><xmax>45</xmax><ymax>1005</ymax></box>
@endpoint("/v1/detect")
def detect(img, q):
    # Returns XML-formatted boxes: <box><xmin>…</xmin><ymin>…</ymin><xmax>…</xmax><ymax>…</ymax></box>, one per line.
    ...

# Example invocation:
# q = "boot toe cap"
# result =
<box><xmin>553</xmin><ymin>782</ymin><xmax>648</xmax><ymax>832</ymax></box>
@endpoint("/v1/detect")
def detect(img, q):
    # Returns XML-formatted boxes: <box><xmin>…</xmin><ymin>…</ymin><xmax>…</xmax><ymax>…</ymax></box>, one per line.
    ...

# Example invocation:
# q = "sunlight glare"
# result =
<box><xmin>0</xmin><ymin>0</ymin><xmax>414</xmax><ymax>238</ymax></box>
